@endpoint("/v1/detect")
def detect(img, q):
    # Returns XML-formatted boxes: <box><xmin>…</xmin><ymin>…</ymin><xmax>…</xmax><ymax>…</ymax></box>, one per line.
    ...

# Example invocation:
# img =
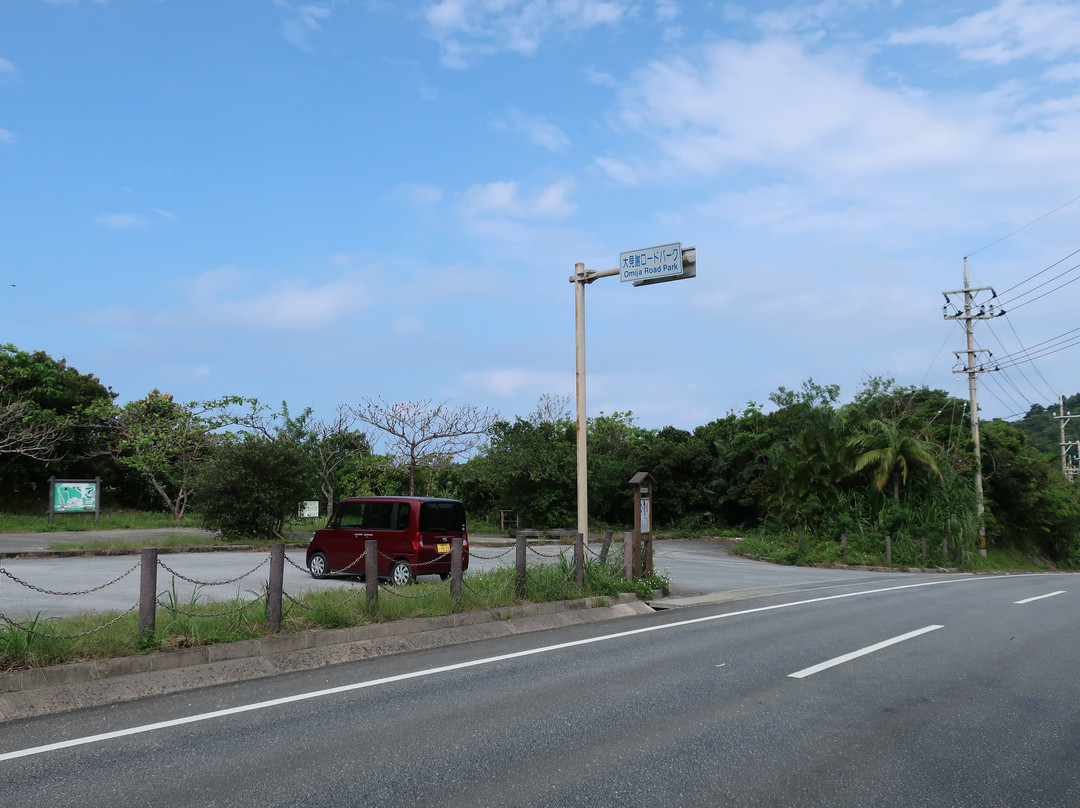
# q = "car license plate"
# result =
<box><xmin>437</xmin><ymin>543</ymin><xmax>450</xmax><ymax>554</ymax></box>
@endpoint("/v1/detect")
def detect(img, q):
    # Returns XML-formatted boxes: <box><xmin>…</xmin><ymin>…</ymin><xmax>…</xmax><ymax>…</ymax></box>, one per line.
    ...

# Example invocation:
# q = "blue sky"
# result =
<box><xmin>3</xmin><ymin>0</ymin><xmax>1080</xmax><ymax>440</ymax></box>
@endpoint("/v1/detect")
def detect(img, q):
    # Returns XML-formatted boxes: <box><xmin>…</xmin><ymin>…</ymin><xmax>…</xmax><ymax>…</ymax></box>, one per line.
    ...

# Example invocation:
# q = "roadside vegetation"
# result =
<box><xmin>0</xmin><ymin>558</ymin><xmax>668</xmax><ymax>672</ymax></box>
<box><xmin>3</xmin><ymin>343</ymin><xmax>1079</xmax><ymax>572</ymax></box>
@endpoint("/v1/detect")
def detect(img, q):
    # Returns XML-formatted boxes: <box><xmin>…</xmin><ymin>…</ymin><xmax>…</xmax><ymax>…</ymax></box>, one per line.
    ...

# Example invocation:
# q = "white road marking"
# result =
<box><xmin>0</xmin><ymin>575</ymin><xmax>1021</xmax><ymax>761</ymax></box>
<box><xmin>1014</xmin><ymin>590</ymin><xmax>1066</xmax><ymax>605</ymax></box>
<box><xmin>788</xmin><ymin>625</ymin><xmax>944</xmax><ymax>679</ymax></box>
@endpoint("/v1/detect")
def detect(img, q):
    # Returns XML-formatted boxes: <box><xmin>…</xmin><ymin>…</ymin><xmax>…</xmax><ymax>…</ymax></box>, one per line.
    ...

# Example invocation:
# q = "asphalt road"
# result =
<box><xmin>1</xmin><ymin>571</ymin><xmax>1076</xmax><ymax>806</ymax></box>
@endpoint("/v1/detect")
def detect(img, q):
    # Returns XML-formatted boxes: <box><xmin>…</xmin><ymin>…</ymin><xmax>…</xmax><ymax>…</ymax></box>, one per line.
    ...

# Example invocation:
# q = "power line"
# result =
<box><xmin>966</xmin><ymin>193</ymin><xmax>1080</xmax><ymax>259</ymax></box>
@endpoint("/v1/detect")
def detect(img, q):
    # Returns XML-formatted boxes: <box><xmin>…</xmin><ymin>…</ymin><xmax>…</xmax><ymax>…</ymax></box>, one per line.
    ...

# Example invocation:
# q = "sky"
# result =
<box><xmin>3</xmin><ymin>0</ymin><xmax>1080</xmax><ymax>443</ymax></box>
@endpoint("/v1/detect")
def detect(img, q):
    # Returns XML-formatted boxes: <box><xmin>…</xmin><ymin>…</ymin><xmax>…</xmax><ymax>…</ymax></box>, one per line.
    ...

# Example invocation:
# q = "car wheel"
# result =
<box><xmin>439</xmin><ymin>572</ymin><xmax>451</xmax><ymax>581</ymax></box>
<box><xmin>390</xmin><ymin>560</ymin><xmax>414</xmax><ymax>586</ymax></box>
<box><xmin>309</xmin><ymin>551</ymin><xmax>330</xmax><ymax>578</ymax></box>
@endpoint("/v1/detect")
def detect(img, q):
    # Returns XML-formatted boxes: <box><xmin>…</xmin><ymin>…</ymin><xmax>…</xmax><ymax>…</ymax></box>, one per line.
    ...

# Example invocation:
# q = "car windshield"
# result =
<box><xmin>418</xmin><ymin>501</ymin><xmax>465</xmax><ymax>532</ymax></box>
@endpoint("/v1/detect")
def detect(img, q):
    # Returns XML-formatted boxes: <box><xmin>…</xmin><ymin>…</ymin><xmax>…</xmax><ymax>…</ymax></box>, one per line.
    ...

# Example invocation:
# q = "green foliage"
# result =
<box><xmin>0</xmin><ymin>344</ymin><xmax>117</xmax><ymax>509</ymax></box>
<box><xmin>193</xmin><ymin>432</ymin><xmax>315</xmax><ymax>541</ymax></box>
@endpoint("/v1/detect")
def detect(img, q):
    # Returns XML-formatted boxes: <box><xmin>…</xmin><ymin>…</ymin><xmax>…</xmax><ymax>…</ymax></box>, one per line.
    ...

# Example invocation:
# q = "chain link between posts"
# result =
<box><xmin>0</xmin><ymin>561</ymin><xmax>141</xmax><ymax>596</ymax></box>
<box><xmin>0</xmin><ymin>536</ymin><xmax>620</xmax><ymax>647</ymax></box>
<box><xmin>0</xmin><ymin>603</ymin><xmax>140</xmax><ymax>639</ymax></box>
<box><xmin>157</xmin><ymin>555</ymin><xmax>269</xmax><ymax>587</ymax></box>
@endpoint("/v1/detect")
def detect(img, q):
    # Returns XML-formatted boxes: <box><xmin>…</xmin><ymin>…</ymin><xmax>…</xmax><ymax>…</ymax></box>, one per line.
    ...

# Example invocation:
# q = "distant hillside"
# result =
<box><xmin>1007</xmin><ymin>393</ymin><xmax>1080</xmax><ymax>458</ymax></box>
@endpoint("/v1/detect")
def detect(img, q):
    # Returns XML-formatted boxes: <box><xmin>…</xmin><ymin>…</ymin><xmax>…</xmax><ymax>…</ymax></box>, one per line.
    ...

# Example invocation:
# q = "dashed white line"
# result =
<box><xmin>788</xmin><ymin>625</ymin><xmax>945</xmax><ymax>679</ymax></box>
<box><xmin>1015</xmin><ymin>591</ymin><xmax>1065</xmax><ymax>605</ymax></box>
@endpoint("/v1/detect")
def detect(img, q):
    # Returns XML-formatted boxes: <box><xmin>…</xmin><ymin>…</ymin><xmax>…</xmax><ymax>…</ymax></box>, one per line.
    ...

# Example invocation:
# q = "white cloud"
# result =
<box><xmin>423</xmin><ymin>0</ymin><xmax>633</xmax><ymax>67</ymax></box>
<box><xmin>613</xmin><ymin>39</ymin><xmax>992</xmax><ymax>182</ymax></box>
<box><xmin>0</xmin><ymin>127</ymin><xmax>15</xmax><ymax>145</ymax></box>
<box><xmin>177</xmin><ymin>273</ymin><xmax>373</xmax><ymax>330</ymax></box>
<box><xmin>279</xmin><ymin>2</ymin><xmax>333</xmax><ymax>50</ymax></box>
<box><xmin>656</xmin><ymin>0</ymin><xmax>679</xmax><ymax>22</ymax></box>
<box><xmin>462</xmin><ymin>367</ymin><xmax>571</xmax><ymax>398</ymax></box>
<box><xmin>396</xmin><ymin>182</ymin><xmax>444</xmax><ymax>205</ymax></box>
<box><xmin>888</xmin><ymin>0</ymin><xmax>1080</xmax><ymax>64</ymax></box>
<box><xmin>95</xmin><ymin>212</ymin><xmax>148</xmax><ymax>230</ymax></box>
<box><xmin>457</xmin><ymin>179</ymin><xmax>577</xmax><ymax>219</ymax></box>
<box><xmin>493</xmin><ymin>108</ymin><xmax>571</xmax><ymax>152</ymax></box>
<box><xmin>1046</xmin><ymin>62</ymin><xmax>1080</xmax><ymax>82</ymax></box>
<box><xmin>593</xmin><ymin>155</ymin><xmax>639</xmax><ymax>185</ymax></box>
<box><xmin>0</xmin><ymin>56</ymin><xmax>18</xmax><ymax>79</ymax></box>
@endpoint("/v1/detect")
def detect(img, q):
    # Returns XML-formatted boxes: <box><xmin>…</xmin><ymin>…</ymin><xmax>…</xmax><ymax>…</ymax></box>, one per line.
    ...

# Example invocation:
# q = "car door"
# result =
<box><xmin>325</xmin><ymin>500</ymin><xmax>369</xmax><ymax>574</ymax></box>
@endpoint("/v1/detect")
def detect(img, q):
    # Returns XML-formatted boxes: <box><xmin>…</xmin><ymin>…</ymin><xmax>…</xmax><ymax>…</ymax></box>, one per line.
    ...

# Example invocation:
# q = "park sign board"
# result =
<box><xmin>619</xmin><ymin>242</ymin><xmax>696</xmax><ymax>286</ymax></box>
<box><xmin>48</xmin><ymin>476</ymin><xmax>101</xmax><ymax>524</ymax></box>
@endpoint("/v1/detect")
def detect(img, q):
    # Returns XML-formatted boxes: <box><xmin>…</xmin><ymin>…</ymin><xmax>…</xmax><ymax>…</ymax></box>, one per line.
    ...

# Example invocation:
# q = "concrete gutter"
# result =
<box><xmin>0</xmin><ymin>593</ymin><xmax>653</xmax><ymax>722</ymax></box>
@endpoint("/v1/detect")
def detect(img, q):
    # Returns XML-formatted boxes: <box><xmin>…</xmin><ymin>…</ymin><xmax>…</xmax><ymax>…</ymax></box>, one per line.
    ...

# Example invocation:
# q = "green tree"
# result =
<box><xmin>194</xmin><ymin>433</ymin><xmax>315</xmax><ymax>540</ymax></box>
<box><xmin>0</xmin><ymin>344</ymin><xmax>116</xmax><ymax>507</ymax></box>
<box><xmin>849</xmin><ymin>418</ymin><xmax>943</xmax><ymax>505</ymax></box>
<box><xmin>97</xmin><ymin>391</ymin><xmax>259</xmax><ymax>521</ymax></box>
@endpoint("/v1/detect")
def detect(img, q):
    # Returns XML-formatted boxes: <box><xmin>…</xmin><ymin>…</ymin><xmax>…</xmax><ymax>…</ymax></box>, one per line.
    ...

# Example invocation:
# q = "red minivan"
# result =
<box><xmin>306</xmin><ymin>496</ymin><xmax>469</xmax><ymax>585</ymax></box>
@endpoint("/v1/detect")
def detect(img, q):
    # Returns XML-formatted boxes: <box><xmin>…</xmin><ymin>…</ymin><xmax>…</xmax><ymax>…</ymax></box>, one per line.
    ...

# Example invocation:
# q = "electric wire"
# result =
<box><xmin>966</xmin><ymin>193</ymin><xmax>1080</xmax><ymax>259</ymax></box>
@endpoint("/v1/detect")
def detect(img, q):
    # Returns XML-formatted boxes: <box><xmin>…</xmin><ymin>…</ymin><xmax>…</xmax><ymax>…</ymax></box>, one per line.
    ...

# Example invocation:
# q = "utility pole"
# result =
<box><xmin>1054</xmin><ymin>394</ymin><xmax>1079</xmax><ymax>480</ymax></box>
<box><xmin>943</xmin><ymin>258</ymin><xmax>1003</xmax><ymax>557</ymax></box>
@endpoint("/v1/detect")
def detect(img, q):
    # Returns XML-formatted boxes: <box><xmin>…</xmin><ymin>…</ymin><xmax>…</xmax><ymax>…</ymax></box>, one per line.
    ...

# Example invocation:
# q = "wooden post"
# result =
<box><xmin>365</xmin><ymin>539</ymin><xmax>378</xmax><ymax>607</ymax></box>
<box><xmin>515</xmin><ymin>533</ymin><xmax>527</xmax><ymax>599</ymax></box>
<box><xmin>599</xmin><ymin>529</ymin><xmax>613</xmax><ymax>564</ymax></box>
<box><xmin>139</xmin><ymin>547</ymin><xmax>158</xmax><ymax>641</ymax></box>
<box><xmin>921</xmin><ymin>535</ymin><xmax>927</xmax><ymax>567</ymax></box>
<box><xmin>841</xmin><ymin>532</ymin><xmax>848</xmax><ymax>557</ymax></box>
<box><xmin>451</xmin><ymin>537</ymin><xmax>463</xmax><ymax>604</ymax></box>
<box><xmin>267</xmin><ymin>543</ymin><xmax>284</xmax><ymax>632</ymax></box>
<box><xmin>886</xmin><ymin>535</ymin><xmax>892</xmax><ymax>565</ymax></box>
<box><xmin>574</xmin><ymin>532</ymin><xmax>584</xmax><ymax>588</ymax></box>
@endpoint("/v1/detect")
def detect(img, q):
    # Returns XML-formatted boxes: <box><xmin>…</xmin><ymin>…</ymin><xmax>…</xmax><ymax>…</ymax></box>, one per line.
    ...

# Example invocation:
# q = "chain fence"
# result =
<box><xmin>0</xmin><ymin>532</ymin><xmax>644</xmax><ymax>652</ymax></box>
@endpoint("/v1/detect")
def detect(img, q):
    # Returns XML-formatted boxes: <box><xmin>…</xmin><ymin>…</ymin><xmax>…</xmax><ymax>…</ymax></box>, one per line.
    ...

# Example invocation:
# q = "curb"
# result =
<box><xmin>0</xmin><ymin>593</ymin><xmax>653</xmax><ymax>722</ymax></box>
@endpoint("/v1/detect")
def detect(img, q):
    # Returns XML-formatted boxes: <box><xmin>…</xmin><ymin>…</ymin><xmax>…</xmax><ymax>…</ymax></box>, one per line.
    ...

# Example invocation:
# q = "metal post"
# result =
<box><xmin>139</xmin><ymin>547</ymin><xmax>158</xmax><ymax>641</ymax></box>
<box><xmin>365</xmin><ymin>539</ymin><xmax>378</xmax><ymax>607</ymax></box>
<box><xmin>451</xmin><ymin>537</ymin><xmax>463</xmax><ymax>604</ymax></box>
<box><xmin>267</xmin><ymin>543</ymin><xmax>284</xmax><ymax>632</ymax></box>
<box><xmin>574</xmin><ymin>532</ymin><xmax>584</xmax><ymax>589</ymax></box>
<box><xmin>515</xmin><ymin>533</ymin><xmax>527</xmax><ymax>599</ymax></box>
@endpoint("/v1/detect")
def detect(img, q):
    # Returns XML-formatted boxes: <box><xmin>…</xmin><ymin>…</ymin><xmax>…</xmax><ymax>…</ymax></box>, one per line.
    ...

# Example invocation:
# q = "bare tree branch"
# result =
<box><xmin>350</xmin><ymin>397</ymin><xmax>499</xmax><ymax>494</ymax></box>
<box><xmin>0</xmin><ymin>385</ymin><xmax>69</xmax><ymax>461</ymax></box>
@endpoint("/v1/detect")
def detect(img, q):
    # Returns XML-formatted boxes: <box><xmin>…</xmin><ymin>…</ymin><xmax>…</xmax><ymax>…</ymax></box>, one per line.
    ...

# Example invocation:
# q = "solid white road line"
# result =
<box><xmin>1015</xmin><ymin>591</ymin><xmax>1066</xmax><ymax>605</ymax></box>
<box><xmin>0</xmin><ymin>575</ymin><xmax>1026</xmax><ymax>762</ymax></box>
<box><xmin>788</xmin><ymin>625</ymin><xmax>944</xmax><ymax>679</ymax></box>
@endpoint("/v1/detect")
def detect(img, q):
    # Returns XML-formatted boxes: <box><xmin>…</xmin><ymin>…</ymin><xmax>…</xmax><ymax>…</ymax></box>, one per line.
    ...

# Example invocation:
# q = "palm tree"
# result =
<box><xmin>849</xmin><ymin>418</ymin><xmax>943</xmax><ymax>504</ymax></box>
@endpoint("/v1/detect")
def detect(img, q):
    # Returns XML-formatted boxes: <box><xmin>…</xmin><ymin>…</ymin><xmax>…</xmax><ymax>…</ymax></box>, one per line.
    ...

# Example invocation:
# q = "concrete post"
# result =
<box><xmin>623</xmin><ymin>531</ymin><xmax>633</xmax><ymax>580</ymax></box>
<box><xmin>267</xmin><ymin>543</ymin><xmax>284</xmax><ymax>632</ymax></box>
<box><xmin>366</xmin><ymin>539</ymin><xmax>378</xmax><ymax>607</ymax></box>
<box><xmin>451</xmin><ymin>536</ymin><xmax>463</xmax><ymax>604</ymax></box>
<box><xmin>139</xmin><ymin>547</ymin><xmax>158</xmax><ymax>641</ymax></box>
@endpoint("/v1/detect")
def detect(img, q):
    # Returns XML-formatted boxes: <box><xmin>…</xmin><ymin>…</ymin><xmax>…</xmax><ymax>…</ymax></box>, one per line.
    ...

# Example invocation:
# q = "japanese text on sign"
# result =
<box><xmin>619</xmin><ymin>242</ymin><xmax>683</xmax><ymax>283</ymax></box>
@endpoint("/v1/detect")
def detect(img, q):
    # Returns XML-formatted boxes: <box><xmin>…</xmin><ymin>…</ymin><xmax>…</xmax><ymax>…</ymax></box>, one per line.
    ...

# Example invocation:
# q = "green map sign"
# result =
<box><xmin>52</xmin><ymin>480</ymin><xmax>98</xmax><ymax>513</ymax></box>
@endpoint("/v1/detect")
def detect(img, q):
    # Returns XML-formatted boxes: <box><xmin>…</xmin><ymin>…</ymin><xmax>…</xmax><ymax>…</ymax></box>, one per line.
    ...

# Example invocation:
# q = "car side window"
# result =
<box><xmin>338</xmin><ymin>502</ymin><xmax>365</xmax><ymax>529</ymax></box>
<box><xmin>366</xmin><ymin>501</ymin><xmax>395</xmax><ymax>530</ymax></box>
<box><xmin>396</xmin><ymin>503</ymin><xmax>410</xmax><ymax>530</ymax></box>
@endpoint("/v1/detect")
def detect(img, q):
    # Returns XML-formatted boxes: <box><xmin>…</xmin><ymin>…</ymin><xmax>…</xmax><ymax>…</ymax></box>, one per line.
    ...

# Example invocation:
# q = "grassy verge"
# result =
<box><xmin>728</xmin><ymin>529</ymin><xmax>1061</xmax><ymax>572</ymax></box>
<box><xmin>0</xmin><ymin>557</ymin><xmax>668</xmax><ymax>672</ymax></box>
<box><xmin>0</xmin><ymin>510</ymin><xmax>196</xmax><ymax>534</ymax></box>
